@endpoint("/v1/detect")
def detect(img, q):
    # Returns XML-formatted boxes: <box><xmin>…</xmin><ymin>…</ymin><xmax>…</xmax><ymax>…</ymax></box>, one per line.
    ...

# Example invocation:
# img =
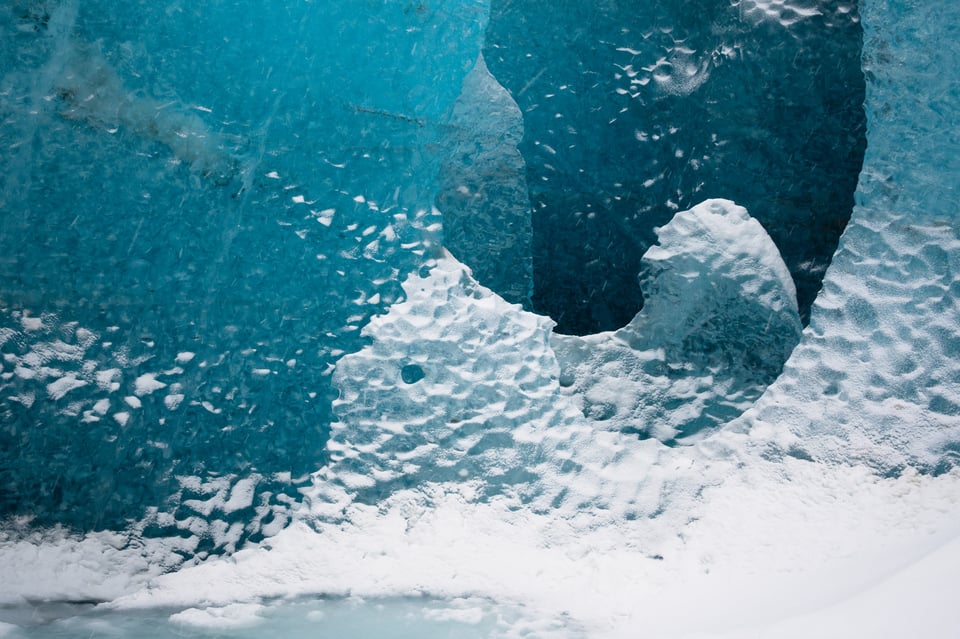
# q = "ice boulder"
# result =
<box><xmin>554</xmin><ymin>199</ymin><xmax>802</xmax><ymax>442</ymax></box>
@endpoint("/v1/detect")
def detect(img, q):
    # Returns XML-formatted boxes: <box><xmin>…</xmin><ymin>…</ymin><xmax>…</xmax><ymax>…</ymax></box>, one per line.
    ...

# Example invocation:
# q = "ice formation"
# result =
<box><xmin>2</xmin><ymin>0</ymin><xmax>960</xmax><ymax>637</ymax></box>
<box><xmin>55</xmin><ymin>38</ymin><xmax>238</xmax><ymax>183</ymax></box>
<box><xmin>0</xmin><ymin>0</ymin><xmax>492</xmax><ymax>533</ymax></box>
<box><xmin>553</xmin><ymin>199</ymin><xmax>801</xmax><ymax>442</ymax></box>
<box><xmin>436</xmin><ymin>54</ymin><xmax>533</xmax><ymax>308</ymax></box>
<box><xmin>735</xmin><ymin>0</ymin><xmax>960</xmax><ymax>472</ymax></box>
<box><xmin>319</xmin><ymin>197</ymin><xmax>799</xmax><ymax>514</ymax></box>
<box><xmin>485</xmin><ymin>0</ymin><xmax>866</xmax><ymax>333</ymax></box>
<box><xmin>323</xmin><ymin>252</ymin><xmax>579</xmax><ymax>507</ymax></box>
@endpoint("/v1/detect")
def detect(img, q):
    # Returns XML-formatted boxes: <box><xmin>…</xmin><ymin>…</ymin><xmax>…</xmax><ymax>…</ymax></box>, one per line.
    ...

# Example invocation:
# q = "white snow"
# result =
<box><xmin>133</xmin><ymin>373</ymin><xmax>167</xmax><ymax>396</ymax></box>
<box><xmin>222</xmin><ymin>477</ymin><xmax>258</xmax><ymax>514</ymax></box>
<box><xmin>20</xmin><ymin>316</ymin><xmax>43</xmax><ymax>331</ymax></box>
<box><xmin>91</xmin><ymin>461</ymin><xmax>960</xmax><ymax>639</ymax></box>
<box><xmin>169</xmin><ymin>603</ymin><xmax>266</xmax><ymax>630</ymax></box>
<box><xmin>45</xmin><ymin>374</ymin><xmax>87</xmax><ymax>400</ymax></box>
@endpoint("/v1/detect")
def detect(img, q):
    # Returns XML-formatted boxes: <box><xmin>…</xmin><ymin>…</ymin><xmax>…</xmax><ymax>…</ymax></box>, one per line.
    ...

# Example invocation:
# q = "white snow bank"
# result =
<box><xmin>94</xmin><ymin>460</ymin><xmax>960</xmax><ymax>638</ymax></box>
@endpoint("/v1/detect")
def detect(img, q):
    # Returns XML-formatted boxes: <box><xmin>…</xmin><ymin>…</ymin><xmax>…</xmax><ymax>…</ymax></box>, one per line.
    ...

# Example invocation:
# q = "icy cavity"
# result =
<box><xmin>554</xmin><ymin>199</ymin><xmax>801</xmax><ymax>443</ymax></box>
<box><xmin>485</xmin><ymin>0</ymin><xmax>865</xmax><ymax>333</ymax></box>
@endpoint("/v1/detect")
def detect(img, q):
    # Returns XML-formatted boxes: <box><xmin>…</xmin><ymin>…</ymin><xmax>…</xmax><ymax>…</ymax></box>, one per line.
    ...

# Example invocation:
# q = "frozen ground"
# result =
<box><xmin>2</xmin><ymin>450</ymin><xmax>958</xmax><ymax>638</ymax></box>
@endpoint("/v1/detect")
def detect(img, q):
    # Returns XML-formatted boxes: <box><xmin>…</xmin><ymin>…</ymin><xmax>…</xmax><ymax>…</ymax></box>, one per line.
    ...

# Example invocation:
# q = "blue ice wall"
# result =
<box><xmin>0</xmin><ymin>0</ymin><xmax>882</xmax><ymax>549</ymax></box>
<box><xmin>0</xmin><ymin>0</ymin><xmax>488</xmax><ymax>534</ymax></box>
<box><xmin>436</xmin><ymin>54</ymin><xmax>533</xmax><ymax>307</ymax></box>
<box><xmin>485</xmin><ymin>0</ymin><xmax>866</xmax><ymax>334</ymax></box>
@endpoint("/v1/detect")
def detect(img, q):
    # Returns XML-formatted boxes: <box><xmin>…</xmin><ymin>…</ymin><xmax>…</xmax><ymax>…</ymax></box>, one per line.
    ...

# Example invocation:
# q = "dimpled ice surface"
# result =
<box><xmin>0</xmin><ymin>0</ymin><xmax>489</xmax><ymax>538</ymax></box>
<box><xmin>2</xmin><ymin>0</ymin><xmax>960</xmax><ymax>638</ymax></box>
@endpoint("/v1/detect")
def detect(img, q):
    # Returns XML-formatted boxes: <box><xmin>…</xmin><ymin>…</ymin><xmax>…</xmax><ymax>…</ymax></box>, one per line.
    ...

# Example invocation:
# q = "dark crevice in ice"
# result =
<box><xmin>484</xmin><ymin>0</ymin><xmax>867</xmax><ymax>335</ymax></box>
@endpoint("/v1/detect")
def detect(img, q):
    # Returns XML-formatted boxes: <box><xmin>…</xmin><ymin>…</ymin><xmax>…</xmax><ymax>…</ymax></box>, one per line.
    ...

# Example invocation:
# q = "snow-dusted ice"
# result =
<box><xmin>1</xmin><ymin>0</ymin><xmax>960</xmax><ymax>637</ymax></box>
<box><xmin>554</xmin><ymin>199</ymin><xmax>801</xmax><ymax>443</ymax></box>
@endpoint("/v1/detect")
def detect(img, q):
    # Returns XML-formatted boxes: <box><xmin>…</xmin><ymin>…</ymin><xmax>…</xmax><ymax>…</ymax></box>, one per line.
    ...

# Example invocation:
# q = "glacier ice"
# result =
<box><xmin>554</xmin><ymin>199</ymin><xmax>801</xmax><ymax>443</ymax></box>
<box><xmin>53</xmin><ymin>38</ymin><xmax>238</xmax><ymax>183</ymax></box>
<box><xmin>436</xmin><ymin>54</ymin><xmax>533</xmax><ymax>308</ymax></box>
<box><xmin>321</xmin><ymin>198</ymin><xmax>799</xmax><ymax>509</ymax></box>
<box><xmin>321</xmin><ymin>251</ymin><xmax>580</xmax><ymax>509</ymax></box>
<box><xmin>0</xmin><ymin>0</ymin><xmax>864</xmax><ymax>541</ymax></box>
<box><xmin>736</xmin><ymin>0</ymin><xmax>960</xmax><ymax>472</ymax></box>
<box><xmin>1</xmin><ymin>2</ymin><xmax>960</xmax><ymax>636</ymax></box>
<box><xmin>485</xmin><ymin>0</ymin><xmax>866</xmax><ymax>333</ymax></box>
<box><xmin>0</xmin><ymin>0</ymin><xmax>492</xmax><ymax>533</ymax></box>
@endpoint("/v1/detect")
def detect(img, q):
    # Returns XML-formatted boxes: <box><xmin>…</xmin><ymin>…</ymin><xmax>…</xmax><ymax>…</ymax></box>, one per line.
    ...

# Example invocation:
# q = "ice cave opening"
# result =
<box><xmin>479</xmin><ymin>0</ymin><xmax>867</xmax><ymax>336</ymax></box>
<box><xmin>433</xmin><ymin>0</ymin><xmax>867</xmax><ymax>442</ymax></box>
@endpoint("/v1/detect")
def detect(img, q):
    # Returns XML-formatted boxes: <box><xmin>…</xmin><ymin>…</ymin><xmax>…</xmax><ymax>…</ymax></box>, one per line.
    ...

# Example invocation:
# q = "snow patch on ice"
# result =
<box><xmin>46</xmin><ymin>374</ymin><xmax>87</xmax><ymax>400</ymax></box>
<box><xmin>19</xmin><ymin>316</ymin><xmax>43</xmax><ymax>332</ymax></box>
<box><xmin>169</xmin><ymin>603</ymin><xmax>266</xmax><ymax>630</ymax></box>
<box><xmin>134</xmin><ymin>373</ymin><xmax>167</xmax><ymax>396</ymax></box>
